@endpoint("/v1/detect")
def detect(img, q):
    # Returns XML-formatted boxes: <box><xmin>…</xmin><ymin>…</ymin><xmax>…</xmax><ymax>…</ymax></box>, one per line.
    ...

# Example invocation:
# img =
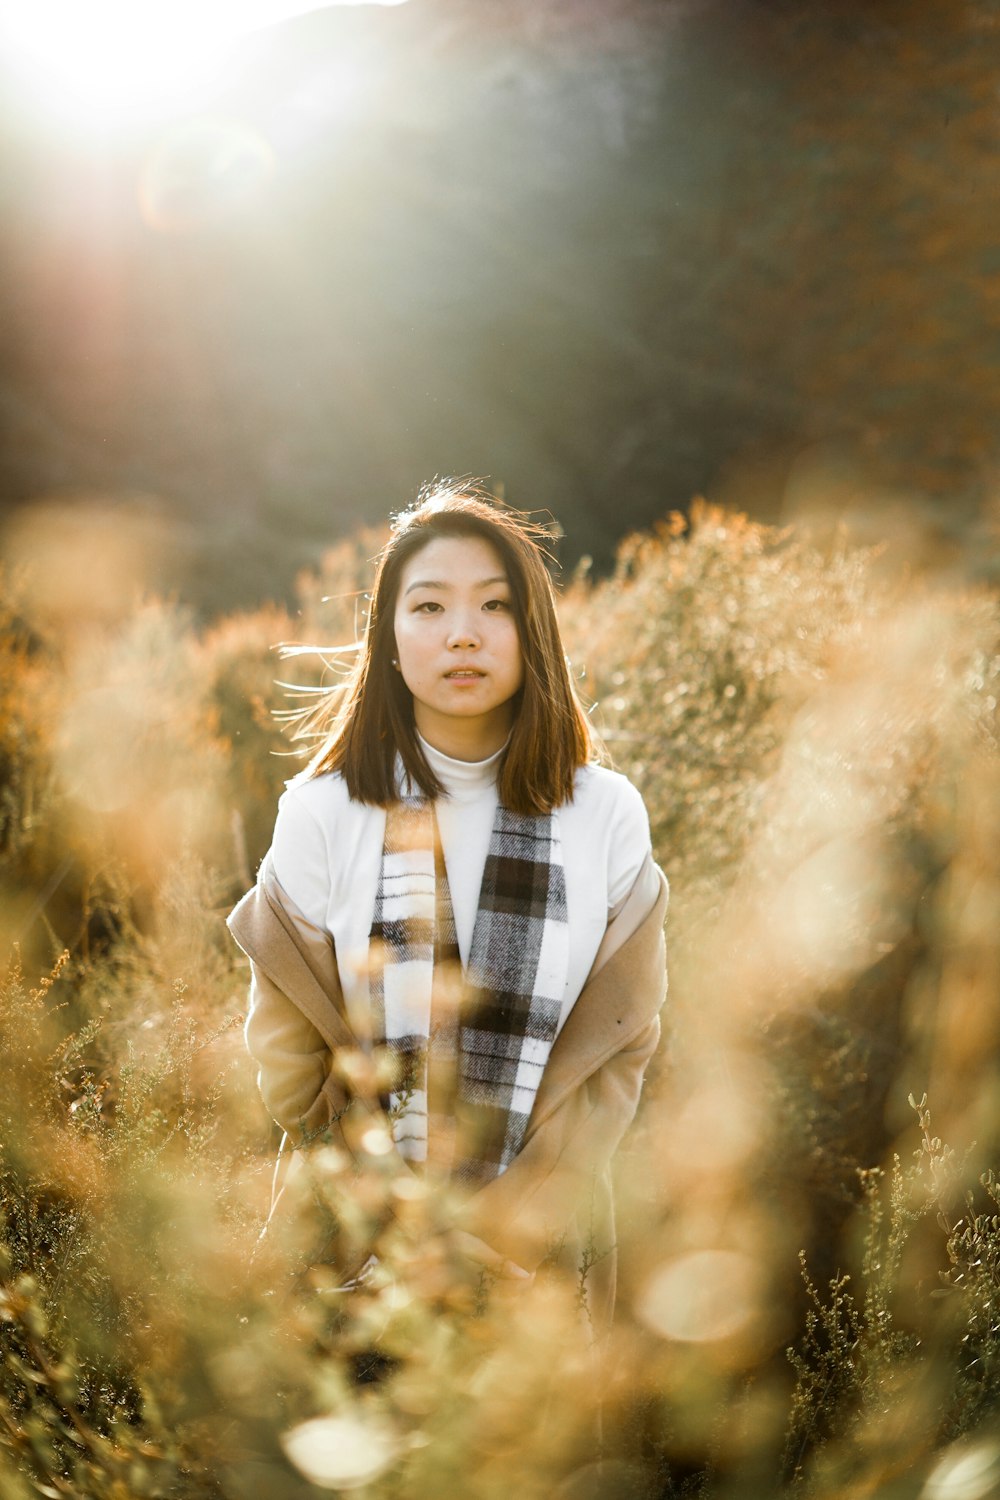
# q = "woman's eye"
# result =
<box><xmin>414</xmin><ymin>601</ymin><xmax>442</xmax><ymax>613</ymax></box>
<box><xmin>484</xmin><ymin>598</ymin><xmax>511</xmax><ymax>612</ymax></box>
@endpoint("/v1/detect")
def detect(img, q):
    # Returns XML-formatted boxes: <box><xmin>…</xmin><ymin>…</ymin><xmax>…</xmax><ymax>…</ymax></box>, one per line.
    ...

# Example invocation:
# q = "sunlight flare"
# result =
<box><xmin>0</xmin><ymin>0</ymin><xmax>411</xmax><ymax>122</ymax></box>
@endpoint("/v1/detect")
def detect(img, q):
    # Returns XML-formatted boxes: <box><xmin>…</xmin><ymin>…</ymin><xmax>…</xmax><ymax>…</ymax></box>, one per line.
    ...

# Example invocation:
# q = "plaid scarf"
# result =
<box><xmin>368</xmin><ymin>796</ymin><xmax>569</xmax><ymax>1186</ymax></box>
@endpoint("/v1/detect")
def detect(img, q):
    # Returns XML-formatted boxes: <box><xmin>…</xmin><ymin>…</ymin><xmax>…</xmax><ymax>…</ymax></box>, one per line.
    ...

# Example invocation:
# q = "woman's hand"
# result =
<box><xmin>451</xmin><ymin>1230</ymin><xmax>534</xmax><ymax>1285</ymax></box>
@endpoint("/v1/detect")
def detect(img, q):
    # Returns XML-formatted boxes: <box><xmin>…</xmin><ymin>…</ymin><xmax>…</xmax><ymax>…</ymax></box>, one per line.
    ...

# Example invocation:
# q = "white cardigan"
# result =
<box><xmin>268</xmin><ymin>736</ymin><xmax>653</xmax><ymax>1039</ymax></box>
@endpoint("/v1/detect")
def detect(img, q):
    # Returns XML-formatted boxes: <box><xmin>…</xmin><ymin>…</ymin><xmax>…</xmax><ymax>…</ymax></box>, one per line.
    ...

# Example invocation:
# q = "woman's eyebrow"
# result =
<box><xmin>403</xmin><ymin>574</ymin><xmax>509</xmax><ymax>596</ymax></box>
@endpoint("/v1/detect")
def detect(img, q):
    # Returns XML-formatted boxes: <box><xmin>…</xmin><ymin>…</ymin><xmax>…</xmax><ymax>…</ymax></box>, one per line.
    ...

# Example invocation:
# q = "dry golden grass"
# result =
<box><xmin>1</xmin><ymin>501</ymin><xmax>999</xmax><ymax>1498</ymax></box>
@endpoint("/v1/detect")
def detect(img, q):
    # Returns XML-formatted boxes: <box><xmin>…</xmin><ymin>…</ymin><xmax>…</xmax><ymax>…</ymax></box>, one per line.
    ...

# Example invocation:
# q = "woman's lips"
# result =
<box><xmin>444</xmin><ymin>669</ymin><xmax>485</xmax><ymax>679</ymax></box>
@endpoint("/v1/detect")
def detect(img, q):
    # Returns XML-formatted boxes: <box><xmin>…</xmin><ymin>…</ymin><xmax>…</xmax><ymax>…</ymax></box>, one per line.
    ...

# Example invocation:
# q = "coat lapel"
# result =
<box><xmin>521</xmin><ymin>868</ymin><xmax>668</xmax><ymax>1139</ymax></box>
<box><xmin>227</xmin><ymin>852</ymin><xmax>356</xmax><ymax>1056</ymax></box>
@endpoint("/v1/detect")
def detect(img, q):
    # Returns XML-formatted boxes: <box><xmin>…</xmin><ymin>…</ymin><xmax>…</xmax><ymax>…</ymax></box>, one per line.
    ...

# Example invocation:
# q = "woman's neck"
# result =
<box><xmin>417</xmin><ymin>731</ymin><xmax>505</xmax><ymax>801</ymax></box>
<box><xmin>412</xmin><ymin>705</ymin><xmax>513</xmax><ymax>763</ymax></box>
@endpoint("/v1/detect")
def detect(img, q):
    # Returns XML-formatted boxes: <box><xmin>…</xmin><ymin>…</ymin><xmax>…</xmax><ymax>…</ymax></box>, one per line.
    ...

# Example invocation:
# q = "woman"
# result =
<box><xmin>228</xmin><ymin>479</ymin><xmax>667</xmax><ymax>1333</ymax></box>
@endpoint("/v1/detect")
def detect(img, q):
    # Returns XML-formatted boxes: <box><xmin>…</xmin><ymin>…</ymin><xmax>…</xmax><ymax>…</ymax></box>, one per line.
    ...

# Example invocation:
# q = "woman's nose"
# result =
<box><xmin>447</xmin><ymin>613</ymin><xmax>480</xmax><ymax>648</ymax></box>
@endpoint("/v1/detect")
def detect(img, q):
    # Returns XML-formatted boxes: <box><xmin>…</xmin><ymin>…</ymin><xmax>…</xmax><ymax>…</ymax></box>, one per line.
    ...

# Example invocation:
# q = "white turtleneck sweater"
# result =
<box><xmin>269</xmin><ymin>735</ymin><xmax>652</xmax><ymax>1036</ymax></box>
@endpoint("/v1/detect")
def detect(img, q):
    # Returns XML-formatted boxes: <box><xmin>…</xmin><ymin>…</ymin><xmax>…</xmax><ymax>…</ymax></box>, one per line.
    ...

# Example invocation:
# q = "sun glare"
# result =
<box><xmin>1</xmin><ymin>1</ymin><xmax>230</xmax><ymax>121</ymax></box>
<box><xmin>0</xmin><ymin>0</ymin><xmax>411</xmax><ymax>125</ymax></box>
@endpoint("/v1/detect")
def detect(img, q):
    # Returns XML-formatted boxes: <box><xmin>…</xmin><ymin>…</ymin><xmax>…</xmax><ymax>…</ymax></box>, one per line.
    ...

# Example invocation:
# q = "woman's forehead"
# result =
<box><xmin>399</xmin><ymin>533</ymin><xmax>508</xmax><ymax>588</ymax></box>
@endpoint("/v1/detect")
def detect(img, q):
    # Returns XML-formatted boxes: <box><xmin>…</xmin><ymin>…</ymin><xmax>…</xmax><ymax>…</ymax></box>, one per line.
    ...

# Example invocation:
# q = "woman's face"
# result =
<box><xmin>393</xmin><ymin>533</ymin><xmax>524</xmax><ymax>760</ymax></box>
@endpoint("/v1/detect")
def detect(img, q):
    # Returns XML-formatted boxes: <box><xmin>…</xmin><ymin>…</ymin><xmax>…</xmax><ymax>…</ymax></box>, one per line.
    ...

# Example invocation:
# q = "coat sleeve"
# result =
<box><xmin>456</xmin><ymin>1013</ymin><xmax>660</xmax><ymax>1273</ymax></box>
<box><xmin>239</xmin><ymin>876</ymin><xmax>356</xmax><ymax>1146</ymax></box>
<box><xmin>244</xmin><ymin>964</ymin><xmax>345</xmax><ymax>1143</ymax></box>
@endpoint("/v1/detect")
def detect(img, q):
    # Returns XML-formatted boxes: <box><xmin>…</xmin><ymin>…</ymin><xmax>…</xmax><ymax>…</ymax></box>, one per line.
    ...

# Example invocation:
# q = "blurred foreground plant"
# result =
<box><xmin>1</xmin><ymin>501</ymin><xmax>1000</xmax><ymax>1497</ymax></box>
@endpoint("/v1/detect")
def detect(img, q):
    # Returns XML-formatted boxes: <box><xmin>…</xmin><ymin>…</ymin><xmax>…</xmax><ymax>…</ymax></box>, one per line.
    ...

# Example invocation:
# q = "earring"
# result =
<box><xmin>391</xmin><ymin>656</ymin><xmax>400</xmax><ymax>669</ymax></box>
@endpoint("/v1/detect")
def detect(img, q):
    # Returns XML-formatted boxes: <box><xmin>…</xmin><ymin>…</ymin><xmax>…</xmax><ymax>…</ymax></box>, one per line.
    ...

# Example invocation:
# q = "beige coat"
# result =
<box><xmin>228</xmin><ymin>851</ymin><xmax>668</xmax><ymax>1333</ymax></box>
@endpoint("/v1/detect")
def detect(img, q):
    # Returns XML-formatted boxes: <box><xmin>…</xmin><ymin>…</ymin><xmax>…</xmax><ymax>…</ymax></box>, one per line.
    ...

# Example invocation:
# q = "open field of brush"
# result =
<box><xmin>3</xmin><ymin>503</ymin><xmax>1000</xmax><ymax>1499</ymax></box>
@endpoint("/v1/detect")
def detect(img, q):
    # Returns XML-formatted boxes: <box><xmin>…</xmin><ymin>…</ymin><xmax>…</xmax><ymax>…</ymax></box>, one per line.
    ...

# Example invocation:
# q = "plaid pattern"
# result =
<box><xmin>369</xmin><ymin>799</ymin><xmax>569</xmax><ymax>1185</ymax></box>
<box><xmin>368</xmin><ymin>799</ymin><xmax>460</xmax><ymax>1167</ymax></box>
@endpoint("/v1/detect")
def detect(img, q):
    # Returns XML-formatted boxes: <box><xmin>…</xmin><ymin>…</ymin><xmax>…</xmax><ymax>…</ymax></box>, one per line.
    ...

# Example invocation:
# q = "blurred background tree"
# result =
<box><xmin>1</xmin><ymin>0</ymin><xmax>998</xmax><ymax>613</ymax></box>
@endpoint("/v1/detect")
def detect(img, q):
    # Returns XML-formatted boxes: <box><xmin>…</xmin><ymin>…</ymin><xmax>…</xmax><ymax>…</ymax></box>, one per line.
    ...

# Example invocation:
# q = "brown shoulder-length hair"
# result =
<box><xmin>292</xmin><ymin>478</ymin><xmax>596</xmax><ymax>814</ymax></box>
